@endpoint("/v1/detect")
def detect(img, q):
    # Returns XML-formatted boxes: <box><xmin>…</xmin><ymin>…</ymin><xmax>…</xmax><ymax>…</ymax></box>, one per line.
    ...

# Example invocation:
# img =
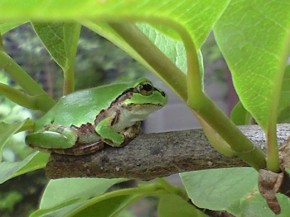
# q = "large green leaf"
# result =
<box><xmin>138</xmin><ymin>24</ymin><xmax>186</xmax><ymax>73</ymax></box>
<box><xmin>71</xmin><ymin>195</ymin><xmax>137</xmax><ymax>217</ymax></box>
<box><xmin>40</xmin><ymin>178</ymin><xmax>126</xmax><ymax>209</ymax></box>
<box><xmin>214</xmin><ymin>0</ymin><xmax>290</xmax><ymax>130</ymax></box>
<box><xmin>0</xmin><ymin>0</ymin><xmax>230</xmax><ymax>48</ymax></box>
<box><xmin>181</xmin><ymin>168</ymin><xmax>290</xmax><ymax>215</ymax></box>
<box><xmin>240</xmin><ymin>190</ymin><xmax>290</xmax><ymax>217</ymax></box>
<box><xmin>30</xmin><ymin>178</ymin><xmax>129</xmax><ymax>217</ymax></box>
<box><xmin>180</xmin><ymin>168</ymin><xmax>258</xmax><ymax>215</ymax></box>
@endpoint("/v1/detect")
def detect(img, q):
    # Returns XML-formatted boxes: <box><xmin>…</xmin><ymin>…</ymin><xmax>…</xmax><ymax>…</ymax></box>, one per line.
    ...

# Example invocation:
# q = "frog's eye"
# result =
<box><xmin>137</xmin><ymin>82</ymin><xmax>154</xmax><ymax>96</ymax></box>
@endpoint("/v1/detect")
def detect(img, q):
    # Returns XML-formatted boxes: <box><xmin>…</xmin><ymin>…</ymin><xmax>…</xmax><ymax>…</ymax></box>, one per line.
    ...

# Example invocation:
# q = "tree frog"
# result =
<box><xmin>26</xmin><ymin>78</ymin><xmax>167</xmax><ymax>155</ymax></box>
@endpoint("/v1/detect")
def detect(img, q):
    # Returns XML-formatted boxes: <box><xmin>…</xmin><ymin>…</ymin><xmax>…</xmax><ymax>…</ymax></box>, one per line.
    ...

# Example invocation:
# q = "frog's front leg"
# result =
<box><xmin>95</xmin><ymin>117</ymin><xmax>125</xmax><ymax>147</ymax></box>
<box><xmin>26</xmin><ymin>125</ymin><xmax>78</xmax><ymax>149</ymax></box>
<box><xmin>121</xmin><ymin>122</ymin><xmax>141</xmax><ymax>144</ymax></box>
<box><xmin>95</xmin><ymin>116</ymin><xmax>141</xmax><ymax>147</ymax></box>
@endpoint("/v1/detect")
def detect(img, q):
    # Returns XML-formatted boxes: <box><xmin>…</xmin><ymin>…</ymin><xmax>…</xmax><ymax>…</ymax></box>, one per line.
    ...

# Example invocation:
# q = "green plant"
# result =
<box><xmin>0</xmin><ymin>1</ymin><xmax>290</xmax><ymax>216</ymax></box>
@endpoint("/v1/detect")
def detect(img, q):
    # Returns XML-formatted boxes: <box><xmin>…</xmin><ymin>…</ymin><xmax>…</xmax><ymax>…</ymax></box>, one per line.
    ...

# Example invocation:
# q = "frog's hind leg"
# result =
<box><xmin>26</xmin><ymin>126</ymin><xmax>78</xmax><ymax>150</ymax></box>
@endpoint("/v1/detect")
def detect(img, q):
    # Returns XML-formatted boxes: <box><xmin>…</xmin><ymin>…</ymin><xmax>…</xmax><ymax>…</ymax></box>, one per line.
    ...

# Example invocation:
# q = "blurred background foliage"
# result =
<box><xmin>0</xmin><ymin>23</ymin><xmax>227</xmax><ymax>217</ymax></box>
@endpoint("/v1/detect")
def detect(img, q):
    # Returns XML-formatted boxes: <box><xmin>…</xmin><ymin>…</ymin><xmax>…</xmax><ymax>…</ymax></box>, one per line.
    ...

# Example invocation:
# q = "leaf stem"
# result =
<box><xmin>62</xmin><ymin>65</ymin><xmax>75</xmax><ymax>95</ymax></box>
<box><xmin>266</xmin><ymin>120</ymin><xmax>280</xmax><ymax>172</ymax></box>
<box><xmin>62</xmin><ymin>23</ymin><xmax>81</xmax><ymax>95</ymax></box>
<box><xmin>190</xmin><ymin>94</ymin><xmax>266</xmax><ymax>169</ymax></box>
<box><xmin>108</xmin><ymin>22</ymin><xmax>187</xmax><ymax>100</ymax></box>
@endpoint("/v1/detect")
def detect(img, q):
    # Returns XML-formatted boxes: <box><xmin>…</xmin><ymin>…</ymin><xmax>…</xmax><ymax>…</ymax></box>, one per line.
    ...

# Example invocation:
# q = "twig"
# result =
<box><xmin>46</xmin><ymin>124</ymin><xmax>290</xmax><ymax>180</ymax></box>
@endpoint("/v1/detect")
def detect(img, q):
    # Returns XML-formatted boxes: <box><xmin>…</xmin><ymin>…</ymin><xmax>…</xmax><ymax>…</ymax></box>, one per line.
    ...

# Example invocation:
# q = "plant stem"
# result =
<box><xmin>62</xmin><ymin>23</ymin><xmax>81</xmax><ymax>95</ymax></box>
<box><xmin>108</xmin><ymin>22</ymin><xmax>187</xmax><ymax>100</ymax></box>
<box><xmin>0</xmin><ymin>83</ymin><xmax>37</xmax><ymax>109</ymax></box>
<box><xmin>0</xmin><ymin>51</ymin><xmax>55</xmax><ymax>110</ymax></box>
<box><xmin>157</xmin><ymin>178</ymin><xmax>187</xmax><ymax>200</ymax></box>
<box><xmin>63</xmin><ymin>65</ymin><xmax>75</xmax><ymax>95</ymax></box>
<box><xmin>266</xmin><ymin>122</ymin><xmax>280</xmax><ymax>172</ymax></box>
<box><xmin>190</xmin><ymin>93</ymin><xmax>266</xmax><ymax>170</ymax></box>
<box><xmin>265</xmin><ymin>37</ymin><xmax>290</xmax><ymax>172</ymax></box>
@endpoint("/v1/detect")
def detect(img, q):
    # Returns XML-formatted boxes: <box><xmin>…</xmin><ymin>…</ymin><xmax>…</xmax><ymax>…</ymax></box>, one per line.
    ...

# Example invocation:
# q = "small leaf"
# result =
<box><xmin>230</xmin><ymin>102</ymin><xmax>252</xmax><ymax>125</ymax></box>
<box><xmin>0</xmin><ymin>120</ymin><xmax>28</xmax><ymax>161</ymax></box>
<box><xmin>14</xmin><ymin>151</ymin><xmax>49</xmax><ymax>176</ymax></box>
<box><xmin>158</xmin><ymin>193</ymin><xmax>208</xmax><ymax>217</ymax></box>
<box><xmin>32</xmin><ymin>22</ymin><xmax>80</xmax><ymax>71</ymax></box>
<box><xmin>0</xmin><ymin>152</ymin><xmax>42</xmax><ymax>184</ymax></box>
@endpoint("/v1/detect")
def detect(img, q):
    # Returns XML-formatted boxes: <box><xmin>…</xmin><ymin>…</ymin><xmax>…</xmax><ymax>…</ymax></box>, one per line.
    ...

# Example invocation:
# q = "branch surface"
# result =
<box><xmin>46</xmin><ymin>124</ymin><xmax>290</xmax><ymax>180</ymax></box>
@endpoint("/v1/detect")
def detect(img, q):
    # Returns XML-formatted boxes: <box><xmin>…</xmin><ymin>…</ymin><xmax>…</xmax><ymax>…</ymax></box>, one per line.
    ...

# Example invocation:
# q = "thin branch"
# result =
<box><xmin>46</xmin><ymin>124</ymin><xmax>290</xmax><ymax>180</ymax></box>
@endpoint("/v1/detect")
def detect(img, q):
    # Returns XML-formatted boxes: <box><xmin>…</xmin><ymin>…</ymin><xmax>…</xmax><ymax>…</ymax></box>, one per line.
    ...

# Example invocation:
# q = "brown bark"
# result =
<box><xmin>46</xmin><ymin>124</ymin><xmax>290</xmax><ymax>180</ymax></box>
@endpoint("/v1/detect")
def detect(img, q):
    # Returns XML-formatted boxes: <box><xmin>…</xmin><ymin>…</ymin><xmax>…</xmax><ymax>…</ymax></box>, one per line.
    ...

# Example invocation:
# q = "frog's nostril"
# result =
<box><xmin>161</xmin><ymin>91</ymin><xmax>166</xmax><ymax>97</ymax></box>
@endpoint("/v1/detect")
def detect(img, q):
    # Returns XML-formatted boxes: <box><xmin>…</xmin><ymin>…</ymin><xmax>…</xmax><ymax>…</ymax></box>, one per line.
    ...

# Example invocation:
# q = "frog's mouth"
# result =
<box><xmin>123</xmin><ymin>103</ymin><xmax>164</xmax><ymax>110</ymax></box>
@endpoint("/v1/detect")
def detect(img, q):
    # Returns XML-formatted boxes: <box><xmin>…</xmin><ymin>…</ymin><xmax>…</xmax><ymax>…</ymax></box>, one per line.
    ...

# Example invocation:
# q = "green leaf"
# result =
<box><xmin>72</xmin><ymin>195</ymin><xmax>137</xmax><ymax>217</ymax></box>
<box><xmin>240</xmin><ymin>190</ymin><xmax>290</xmax><ymax>217</ymax></box>
<box><xmin>40</xmin><ymin>178</ymin><xmax>127</xmax><ymax>209</ymax></box>
<box><xmin>32</xmin><ymin>22</ymin><xmax>81</xmax><ymax>93</ymax></box>
<box><xmin>31</xmin><ymin>178</ymin><xmax>128</xmax><ymax>217</ymax></box>
<box><xmin>230</xmin><ymin>102</ymin><xmax>252</xmax><ymax>125</ymax></box>
<box><xmin>138</xmin><ymin>24</ymin><xmax>187</xmax><ymax>73</ymax></box>
<box><xmin>14</xmin><ymin>151</ymin><xmax>49</xmax><ymax>176</ymax></box>
<box><xmin>0</xmin><ymin>21</ymin><xmax>26</xmax><ymax>34</ymax></box>
<box><xmin>214</xmin><ymin>0</ymin><xmax>290</xmax><ymax>130</ymax></box>
<box><xmin>0</xmin><ymin>120</ymin><xmax>27</xmax><ymax>161</ymax></box>
<box><xmin>180</xmin><ymin>168</ymin><xmax>258</xmax><ymax>215</ymax></box>
<box><xmin>0</xmin><ymin>0</ymin><xmax>229</xmax><ymax>48</ymax></box>
<box><xmin>32</xmin><ymin>22</ymin><xmax>80</xmax><ymax>71</ymax></box>
<box><xmin>158</xmin><ymin>193</ymin><xmax>208</xmax><ymax>217</ymax></box>
<box><xmin>30</xmin><ymin>200</ymin><xmax>84</xmax><ymax>217</ymax></box>
<box><xmin>0</xmin><ymin>152</ymin><xmax>43</xmax><ymax>184</ymax></box>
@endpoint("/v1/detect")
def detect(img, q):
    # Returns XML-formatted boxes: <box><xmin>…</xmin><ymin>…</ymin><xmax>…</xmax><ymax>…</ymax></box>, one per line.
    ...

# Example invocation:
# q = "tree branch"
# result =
<box><xmin>46</xmin><ymin>124</ymin><xmax>290</xmax><ymax>180</ymax></box>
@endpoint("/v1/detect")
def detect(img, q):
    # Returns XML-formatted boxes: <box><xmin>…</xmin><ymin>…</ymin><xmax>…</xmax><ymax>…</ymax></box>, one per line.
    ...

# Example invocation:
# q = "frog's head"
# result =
<box><xmin>117</xmin><ymin>78</ymin><xmax>167</xmax><ymax>120</ymax></box>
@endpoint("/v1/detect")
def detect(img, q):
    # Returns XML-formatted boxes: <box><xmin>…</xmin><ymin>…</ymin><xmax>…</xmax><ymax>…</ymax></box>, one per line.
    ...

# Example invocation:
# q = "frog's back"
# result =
<box><xmin>36</xmin><ymin>82</ymin><xmax>134</xmax><ymax>129</ymax></box>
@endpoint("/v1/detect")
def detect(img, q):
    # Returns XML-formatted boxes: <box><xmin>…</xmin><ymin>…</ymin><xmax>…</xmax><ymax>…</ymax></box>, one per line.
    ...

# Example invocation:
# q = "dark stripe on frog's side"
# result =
<box><xmin>94</xmin><ymin>89</ymin><xmax>134</xmax><ymax>126</ymax></box>
<box><xmin>111</xmin><ymin>110</ymin><xmax>121</xmax><ymax>126</ymax></box>
<box><xmin>94</xmin><ymin>85</ymin><xmax>164</xmax><ymax>126</ymax></box>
